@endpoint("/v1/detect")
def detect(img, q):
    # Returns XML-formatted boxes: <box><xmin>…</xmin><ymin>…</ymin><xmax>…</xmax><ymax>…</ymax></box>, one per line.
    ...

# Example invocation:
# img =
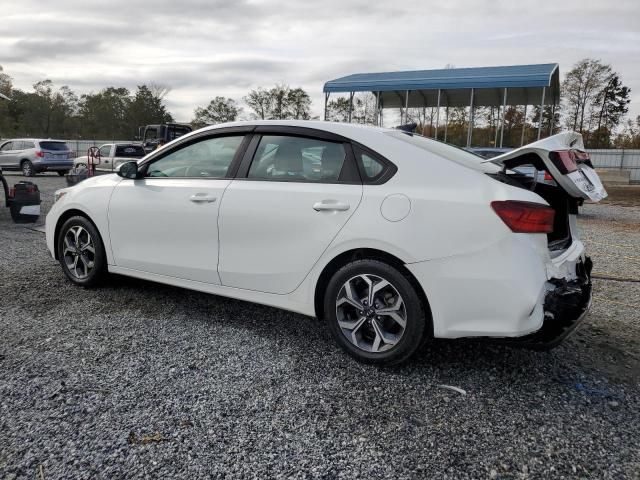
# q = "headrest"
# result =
<box><xmin>274</xmin><ymin>142</ymin><xmax>303</xmax><ymax>173</ymax></box>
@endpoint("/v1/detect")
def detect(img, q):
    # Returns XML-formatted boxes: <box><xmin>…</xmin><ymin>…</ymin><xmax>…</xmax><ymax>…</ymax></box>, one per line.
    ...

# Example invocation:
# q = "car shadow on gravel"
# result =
<box><xmin>92</xmin><ymin>273</ymin><xmax>636</xmax><ymax>392</ymax></box>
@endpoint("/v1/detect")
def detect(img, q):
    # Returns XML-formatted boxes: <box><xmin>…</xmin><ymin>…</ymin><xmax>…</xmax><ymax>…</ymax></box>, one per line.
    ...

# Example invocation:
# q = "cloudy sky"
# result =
<box><xmin>2</xmin><ymin>0</ymin><xmax>639</xmax><ymax>122</ymax></box>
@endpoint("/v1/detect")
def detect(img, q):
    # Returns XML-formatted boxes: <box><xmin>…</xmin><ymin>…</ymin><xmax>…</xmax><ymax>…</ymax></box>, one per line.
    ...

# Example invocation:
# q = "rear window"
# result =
<box><xmin>115</xmin><ymin>145</ymin><xmax>146</xmax><ymax>158</ymax></box>
<box><xmin>386</xmin><ymin>131</ymin><xmax>501</xmax><ymax>173</ymax></box>
<box><xmin>39</xmin><ymin>141</ymin><xmax>69</xmax><ymax>151</ymax></box>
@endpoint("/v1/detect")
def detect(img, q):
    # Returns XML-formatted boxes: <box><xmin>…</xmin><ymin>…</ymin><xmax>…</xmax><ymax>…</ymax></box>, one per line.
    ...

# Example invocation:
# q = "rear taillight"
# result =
<box><xmin>549</xmin><ymin>150</ymin><xmax>578</xmax><ymax>174</ymax></box>
<box><xmin>491</xmin><ymin>200</ymin><xmax>555</xmax><ymax>234</ymax></box>
<box><xmin>543</xmin><ymin>171</ymin><xmax>554</xmax><ymax>182</ymax></box>
<box><xmin>35</xmin><ymin>151</ymin><xmax>44</xmax><ymax>158</ymax></box>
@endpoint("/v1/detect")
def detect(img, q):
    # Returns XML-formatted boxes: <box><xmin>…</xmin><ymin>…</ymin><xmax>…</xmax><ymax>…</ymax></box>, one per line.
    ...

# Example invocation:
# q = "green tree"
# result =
<box><xmin>192</xmin><ymin>96</ymin><xmax>241</xmax><ymax>128</ymax></box>
<box><xmin>128</xmin><ymin>85</ymin><xmax>173</xmax><ymax>136</ymax></box>
<box><xmin>78</xmin><ymin>87</ymin><xmax>131</xmax><ymax>138</ymax></box>
<box><xmin>286</xmin><ymin>88</ymin><xmax>311</xmax><ymax>120</ymax></box>
<box><xmin>591</xmin><ymin>74</ymin><xmax>631</xmax><ymax>147</ymax></box>
<box><xmin>326</xmin><ymin>97</ymin><xmax>350</xmax><ymax>122</ymax></box>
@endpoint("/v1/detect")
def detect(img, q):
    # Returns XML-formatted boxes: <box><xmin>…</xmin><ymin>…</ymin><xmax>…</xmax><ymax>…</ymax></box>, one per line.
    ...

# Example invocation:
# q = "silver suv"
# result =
<box><xmin>0</xmin><ymin>139</ymin><xmax>73</xmax><ymax>176</ymax></box>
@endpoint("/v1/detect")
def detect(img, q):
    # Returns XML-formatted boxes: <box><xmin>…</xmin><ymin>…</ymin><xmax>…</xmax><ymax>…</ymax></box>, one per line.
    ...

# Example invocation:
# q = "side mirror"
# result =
<box><xmin>117</xmin><ymin>161</ymin><xmax>139</xmax><ymax>179</ymax></box>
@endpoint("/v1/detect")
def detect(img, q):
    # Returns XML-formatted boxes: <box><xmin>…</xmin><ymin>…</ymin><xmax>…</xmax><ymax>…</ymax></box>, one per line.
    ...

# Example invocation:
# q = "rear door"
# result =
<box><xmin>218</xmin><ymin>128</ymin><xmax>363</xmax><ymax>294</ymax></box>
<box><xmin>492</xmin><ymin>132</ymin><xmax>607</xmax><ymax>202</ymax></box>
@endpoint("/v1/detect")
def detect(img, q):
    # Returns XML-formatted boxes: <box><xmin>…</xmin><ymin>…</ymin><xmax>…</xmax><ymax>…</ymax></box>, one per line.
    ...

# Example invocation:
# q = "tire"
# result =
<box><xmin>324</xmin><ymin>259</ymin><xmax>426</xmax><ymax>365</ymax></box>
<box><xmin>21</xmin><ymin>160</ymin><xmax>35</xmax><ymax>177</ymax></box>
<box><xmin>58</xmin><ymin>170</ymin><xmax>70</xmax><ymax>176</ymax></box>
<box><xmin>56</xmin><ymin>215</ymin><xmax>107</xmax><ymax>287</ymax></box>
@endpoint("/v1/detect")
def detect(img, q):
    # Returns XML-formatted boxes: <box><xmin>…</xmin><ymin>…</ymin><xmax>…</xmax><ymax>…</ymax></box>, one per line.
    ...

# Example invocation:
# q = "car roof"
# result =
<box><xmin>7</xmin><ymin>138</ymin><xmax>68</xmax><ymax>142</ymax></box>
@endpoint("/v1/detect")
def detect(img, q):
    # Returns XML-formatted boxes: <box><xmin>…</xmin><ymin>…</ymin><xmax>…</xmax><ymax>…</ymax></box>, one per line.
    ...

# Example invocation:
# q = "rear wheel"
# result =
<box><xmin>57</xmin><ymin>216</ymin><xmax>107</xmax><ymax>287</ymax></box>
<box><xmin>324</xmin><ymin>259</ymin><xmax>426</xmax><ymax>365</ymax></box>
<box><xmin>21</xmin><ymin>160</ymin><xmax>35</xmax><ymax>177</ymax></box>
<box><xmin>58</xmin><ymin>170</ymin><xmax>69</xmax><ymax>176</ymax></box>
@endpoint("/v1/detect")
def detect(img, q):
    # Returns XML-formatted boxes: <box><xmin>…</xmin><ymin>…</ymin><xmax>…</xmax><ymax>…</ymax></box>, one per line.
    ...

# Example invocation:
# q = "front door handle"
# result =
<box><xmin>190</xmin><ymin>194</ymin><xmax>217</xmax><ymax>203</ymax></box>
<box><xmin>313</xmin><ymin>201</ymin><xmax>350</xmax><ymax>212</ymax></box>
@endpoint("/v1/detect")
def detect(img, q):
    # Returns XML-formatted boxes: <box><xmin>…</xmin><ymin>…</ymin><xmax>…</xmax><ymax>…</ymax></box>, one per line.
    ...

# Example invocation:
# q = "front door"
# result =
<box><xmin>108</xmin><ymin>134</ymin><xmax>247</xmax><ymax>284</ymax></box>
<box><xmin>0</xmin><ymin>141</ymin><xmax>17</xmax><ymax>169</ymax></box>
<box><xmin>218</xmin><ymin>133</ymin><xmax>362</xmax><ymax>294</ymax></box>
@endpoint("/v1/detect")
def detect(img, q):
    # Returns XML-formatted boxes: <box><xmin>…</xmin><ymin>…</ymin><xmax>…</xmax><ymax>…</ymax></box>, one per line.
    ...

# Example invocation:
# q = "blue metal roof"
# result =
<box><xmin>323</xmin><ymin>63</ymin><xmax>559</xmax><ymax>93</ymax></box>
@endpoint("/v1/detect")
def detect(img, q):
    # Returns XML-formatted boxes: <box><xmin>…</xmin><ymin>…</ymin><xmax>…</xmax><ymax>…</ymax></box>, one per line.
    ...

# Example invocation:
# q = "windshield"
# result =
<box><xmin>385</xmin><ymin>131</ymin><xmax>501</xmax><ymax>173</ymax></box>
<box><xmin>39</xmin><ymin>141</ymin><xmax>69</xmax><ymax>151</ymax></box>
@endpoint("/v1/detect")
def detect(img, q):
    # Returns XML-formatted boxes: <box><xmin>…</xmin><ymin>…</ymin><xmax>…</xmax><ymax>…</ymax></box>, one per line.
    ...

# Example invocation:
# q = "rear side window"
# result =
<box><xmin>39</xmin><ymin>141</ymin><xmax>69</xmax><ymax>151</ymax></box>
<box><xmin>360</xmin><ymin>152</ymin><xmax>384</xmax><ymax>179</ymax></box>
<box><xmin>22</xmin><ymin>141</ymin><xmax>35</xmax><ymax>149</ymax></box>
<box><xmin>115</xmin><ymin>145</ymin><xmax>145</xmax><ymax>158</ymax></box>
<box><xmin>248</xmin><ymin>135</ymin><xmax>346</xmax><ymax>182</ymax></box>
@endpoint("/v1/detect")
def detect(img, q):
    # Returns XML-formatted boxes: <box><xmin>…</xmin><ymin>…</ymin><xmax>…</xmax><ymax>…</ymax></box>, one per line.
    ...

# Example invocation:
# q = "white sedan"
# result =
<box><xmin>46</xmin><ymin>121</ymin><xmax>605</xmax><ymax>364</ymax></box>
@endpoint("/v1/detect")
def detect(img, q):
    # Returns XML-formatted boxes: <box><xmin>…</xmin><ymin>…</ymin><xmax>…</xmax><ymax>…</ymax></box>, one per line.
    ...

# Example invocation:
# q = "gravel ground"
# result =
<box><xmin>1</xmin><ymin>173</ymin><xmax>639</xmax><ymax>479</ymax></box>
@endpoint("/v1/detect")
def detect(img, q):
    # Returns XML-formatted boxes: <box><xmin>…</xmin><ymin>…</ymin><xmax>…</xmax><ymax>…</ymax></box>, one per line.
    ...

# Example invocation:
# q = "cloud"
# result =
<box><xmin>4</xmin><ymin>39</ymin><xmax>104</xmax><ymax>62</ymax></box>
<box><xmin>0</xmin><ymin>0</ymin><xmax>638</xmax><ymax>121</ymax></box>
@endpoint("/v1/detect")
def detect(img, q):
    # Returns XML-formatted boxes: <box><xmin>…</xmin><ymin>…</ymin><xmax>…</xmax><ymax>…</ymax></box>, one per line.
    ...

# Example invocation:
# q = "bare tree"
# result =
<box><xmin>562</xmin><ymin>59</ymin><xmax>611</xmax><ymax>133</ymax></box>
<box><xmin>244</xmin><ymin>88</ymin><xmax>272</xmax><ymax>120</ymax></box>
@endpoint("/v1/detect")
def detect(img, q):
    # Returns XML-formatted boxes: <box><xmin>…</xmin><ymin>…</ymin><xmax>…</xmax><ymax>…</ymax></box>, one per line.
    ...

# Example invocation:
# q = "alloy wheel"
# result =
<box><xmin>335</xmin><ymin>274</ymin><xmax>407</xmax><ymax>353</ymax></box>
<box><xmin>22</xmin><ymin>162</ymin><xmax>33</xmax><ymax>176</ymax></box>
<box><xmin>62</xmin><ymin>225</ymin><xmax>96</xmax><ymax>279</ymax></box>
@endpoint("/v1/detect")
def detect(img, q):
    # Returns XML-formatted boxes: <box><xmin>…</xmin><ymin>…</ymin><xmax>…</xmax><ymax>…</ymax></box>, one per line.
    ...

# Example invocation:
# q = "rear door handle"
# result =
<box><xmin>313</xmin><ymin>201</ymin><xmax>350</xmax><ymax>212</ymax></box>
<box><xmin>190</xmin><ymin>194</ymin><xmax>217</xmax><ymax>203</ymax></box>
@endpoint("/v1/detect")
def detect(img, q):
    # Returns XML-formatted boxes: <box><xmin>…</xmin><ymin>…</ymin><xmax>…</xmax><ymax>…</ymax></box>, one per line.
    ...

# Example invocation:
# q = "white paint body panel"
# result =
<box><xmin>108</xmin><ymin>178</ymin><xmax>230</xmax><ymax>284</ymax></box>
<box><xmin>45</xmin><ymin>122</ymin><xmax>598</xmax><ymax>339</ymax></box>
<box><xmin>218</xmin><ymin>180</ymin><xmax>362</xmax><ymax>294</ymax></box>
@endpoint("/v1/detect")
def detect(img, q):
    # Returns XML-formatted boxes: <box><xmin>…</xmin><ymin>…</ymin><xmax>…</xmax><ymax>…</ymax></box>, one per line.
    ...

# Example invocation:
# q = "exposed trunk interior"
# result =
<box><xmin>488</xmin><ymin>152</ymin><xmax>579</xmax><ymax>252</ymax></box>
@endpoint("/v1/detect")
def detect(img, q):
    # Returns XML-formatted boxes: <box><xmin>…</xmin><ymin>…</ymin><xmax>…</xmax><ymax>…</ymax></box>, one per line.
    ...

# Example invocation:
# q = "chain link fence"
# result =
<box><xmin>587</xmin><ymin>149</ymin><xmax>640</xmax><ymax>183</ymax></box>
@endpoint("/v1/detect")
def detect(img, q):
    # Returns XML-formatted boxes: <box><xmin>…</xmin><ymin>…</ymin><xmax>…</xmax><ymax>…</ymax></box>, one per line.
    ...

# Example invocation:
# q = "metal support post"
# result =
<box><xmin>499</xmin><ymin>88</ymin><xmax>507</xmax><ymax>148</ymax></box>
<box><xmin>537</xmin><ymin>87</ymin><xmax>546</xmax><ymax>140</ymax></box>
<box><xmin>466</xmin><ymin>88</ymin><xmax>475</xmax><ymax>147</ymax></box>
<box><xmin>435</xmin><ymin>89</ymin><xmax>441</xmax><ymax>139</ymax></box>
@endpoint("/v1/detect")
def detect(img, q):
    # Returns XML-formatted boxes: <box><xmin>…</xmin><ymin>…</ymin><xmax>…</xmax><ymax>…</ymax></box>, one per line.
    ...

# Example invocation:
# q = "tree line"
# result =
<box><xmin>1</xmin><ymin>59</ymin><xmax>638</xmax><ymax>148</ymax></box>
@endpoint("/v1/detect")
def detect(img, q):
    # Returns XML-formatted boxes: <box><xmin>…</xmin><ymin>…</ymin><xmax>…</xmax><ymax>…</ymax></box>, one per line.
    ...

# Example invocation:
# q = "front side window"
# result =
<box><xmin>98</xmin><ymin>145</ymin><xmax>112</xmax><ymax>157</ymax></box>
<box><xmin>0</xmin><ymin>142</ymin><xmax>13</xmax><ymax>151</ymax></box>
<box><xmin>248</xmin><ymin>135</ymin><xmax>346</xmax><ymax>182</ymax></box>
<box><xmin>146</xmin><ymin>135</ymin><xmax>244</xmax><ymax>178</ymax></box>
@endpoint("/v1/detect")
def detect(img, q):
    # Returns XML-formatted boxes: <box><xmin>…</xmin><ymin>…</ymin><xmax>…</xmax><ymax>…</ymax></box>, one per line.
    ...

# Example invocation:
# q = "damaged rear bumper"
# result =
<box><xmin>504</xmin><ymin>257</ymin><xmax>593</xmax><ymax>350</ymax></box>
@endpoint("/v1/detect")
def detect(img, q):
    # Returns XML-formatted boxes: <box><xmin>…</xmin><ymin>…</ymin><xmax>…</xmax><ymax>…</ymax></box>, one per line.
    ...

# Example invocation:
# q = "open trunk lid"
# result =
<box><xmin>485</xmin><ymin>132</ymin><xmax>607</xmax><ymax>202</ymax></box>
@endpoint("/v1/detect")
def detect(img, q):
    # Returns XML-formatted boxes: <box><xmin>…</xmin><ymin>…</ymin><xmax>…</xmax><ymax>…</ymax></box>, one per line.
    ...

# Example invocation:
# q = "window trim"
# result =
<box><xmin>138</xmin><ymin>128</ymin><xmax>253</xmax><ymax>180</ymax></box>
<box><xmin>235</xmin><ymin>128</ymin><xmax>361</xmax><ymax>185</ymax></box>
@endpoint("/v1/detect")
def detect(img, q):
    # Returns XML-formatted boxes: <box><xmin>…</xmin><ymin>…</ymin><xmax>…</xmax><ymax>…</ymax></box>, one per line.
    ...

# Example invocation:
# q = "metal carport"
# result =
<box><xmin>323</xmin><ymin>63</ymin><xmax>560</xmax><ymax>147</ymax></box>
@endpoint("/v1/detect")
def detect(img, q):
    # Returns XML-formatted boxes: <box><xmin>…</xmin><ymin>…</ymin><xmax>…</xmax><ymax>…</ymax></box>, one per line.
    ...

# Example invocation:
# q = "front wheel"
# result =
<box><xmin>324</xmin><ymin>259</ymin><xmax>427</xmax><ymax>365</ymax></box>
<box><xmin>56</xmin><ymin>216</ymin><xmax>107</xmax><ymax>287</ymax></box>
<box><xmin>58</xmin><ymin>170</ymin><xmax>70</xmax><ymax>176</ymax></box>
